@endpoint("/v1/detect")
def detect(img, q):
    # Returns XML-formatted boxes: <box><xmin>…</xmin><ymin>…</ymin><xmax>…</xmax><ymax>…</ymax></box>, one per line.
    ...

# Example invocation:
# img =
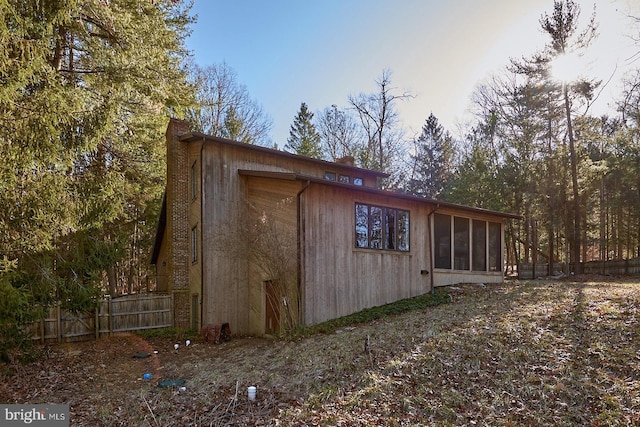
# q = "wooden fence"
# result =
<box><xmin>518</xmin><ymin>257</ymin><xmax>640</xmax><ymax>279</ymax></box>
<box><xmin>28</xmin><ymin>293</ymin><xmax>173</xmax><ymax>343</ymax></box>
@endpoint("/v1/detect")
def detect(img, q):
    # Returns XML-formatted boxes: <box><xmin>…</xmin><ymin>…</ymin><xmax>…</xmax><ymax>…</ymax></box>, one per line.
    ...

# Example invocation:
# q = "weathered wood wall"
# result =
<box><xmin>199</xmin><ymin>140</ymin><xmax>381</xmax><ymax>335</ymax></box>
<box><xmin>301</xmin><ymin>184</ymin><xmax>432</xmax><ymax>325</ymax></box>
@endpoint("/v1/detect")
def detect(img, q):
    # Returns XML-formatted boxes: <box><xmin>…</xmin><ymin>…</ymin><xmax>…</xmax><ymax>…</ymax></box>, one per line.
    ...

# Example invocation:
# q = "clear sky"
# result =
<box><xmin>185</xmin><ymin>0</ymin><xmax>640</xmax><ymax>146</ymax></box>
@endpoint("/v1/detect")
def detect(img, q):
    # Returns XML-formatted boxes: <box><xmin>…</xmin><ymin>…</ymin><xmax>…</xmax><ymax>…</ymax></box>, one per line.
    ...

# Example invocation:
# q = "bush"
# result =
<box><xmin>289</xmin><ymin>288</ymin><xmax>451</xmax><ymax>338</ymax></box>
<box><xmin>0</xmin><ymin>267</ymin><xmax>41</xmax><ymax>364</ymax></box>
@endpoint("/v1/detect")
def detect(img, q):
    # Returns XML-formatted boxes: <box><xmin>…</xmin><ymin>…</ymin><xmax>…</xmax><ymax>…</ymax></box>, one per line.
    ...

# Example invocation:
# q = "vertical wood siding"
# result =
<box><xmin>301</xmin><ymin>185</ymin><xmax>433</xmax><ymax>325</ymax></box>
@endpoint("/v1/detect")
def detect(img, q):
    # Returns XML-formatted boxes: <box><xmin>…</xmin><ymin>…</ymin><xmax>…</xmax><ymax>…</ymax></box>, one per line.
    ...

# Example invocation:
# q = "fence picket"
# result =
<box><xmin>27</xmin><ymin>293</ymin><xmax>173</xmax><ymax>343</ymax></box>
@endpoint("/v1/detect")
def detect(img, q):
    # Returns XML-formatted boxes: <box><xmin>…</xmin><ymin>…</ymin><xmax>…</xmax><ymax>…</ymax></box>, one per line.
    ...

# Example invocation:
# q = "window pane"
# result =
<box><xmin>454</xmin><ymin>217</ymin><xmax>470</xmax><ymax>270</ymax></box>
<box><xmin>355</xmin><ymin>204</ymin><xmax>369</xmax><ymax>248</ymax></box>
<box><xmin>191</xmin><ymin>226</ymin><xmax>198</xmax><ymax>263</ymax></box>
<box><xmin>397</xmin><ymin>210</ymin><xmax>410</xmax><ymax>251</ymax></box>
<box><xmin>324</xmin><ymin>171</ymin><xmax>337</xmax><ymax>181</ymax></box>
<box><xmin>434</xmin><ymin>213</ymin><xmax>451</xmax><ymax>269</ymax></box>
<box><xmin>384</xmin><ymin>209</ymin><xmax>396</xmax><ymax>250</ymax></box>
<box><xmin>190</xmin><ymin>161</ymin><xmax>197</xmax><ymax>200</ymax></box>
<box><xmin>370</xmin><ymin>206</ymin><xmax>382</xmax><ymax>249</ymax></box>
<box><xmin>472</xmin><ymin>220</ymin><xmax>487</xmax><ymax>271</ymax></box>
<box><xmin>488</xmin><ymin>222</ymin><xmax>502</xmax><ymax>272</ymax></box>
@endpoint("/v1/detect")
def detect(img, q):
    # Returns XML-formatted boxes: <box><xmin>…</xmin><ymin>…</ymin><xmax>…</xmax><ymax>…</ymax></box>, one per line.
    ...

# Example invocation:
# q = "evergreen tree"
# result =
<box><xmin>506</xmin><ymin>0</ymin><xmax>599</xmax><ymax>273</ymax></box>
<box><xmin>285</xmin><ymin>102</ymin><xmax>322</xmax><ymax>158</ymax></box>
<box><xmin>446</xmin><ymin>124</ymin><xmax>501</xmax><ymax>210</ymax></box>
<box><xmin>0</xmin><ymin>0</ymin><xmax>194</xmax><ymax>356</ymax></box>
<box><xmin>406</xmin><ymin>114</ymin><xmax>454</xmax><ymax>199</ymax></box>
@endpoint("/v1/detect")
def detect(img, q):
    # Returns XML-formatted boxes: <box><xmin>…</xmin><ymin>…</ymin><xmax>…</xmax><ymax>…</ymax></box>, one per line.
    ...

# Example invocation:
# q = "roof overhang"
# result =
<box><xmin>238</xmin><ymin>169</ymin><xmax>522</xmax><ymax>220</ymax></box>
<box><xmin>179</xmin><ymin>132</ymin><xmax>389</xmax><ymax>179</ymax></box>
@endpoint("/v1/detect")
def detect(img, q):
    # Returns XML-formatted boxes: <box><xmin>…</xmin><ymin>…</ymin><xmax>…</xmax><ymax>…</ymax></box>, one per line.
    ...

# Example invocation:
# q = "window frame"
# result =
<box><xmin>434</xmin><ymin>213</ymin><xmax>452</xmax><ymax>269</ymax></box>
<box><xmin>488</xmin><ymin>222</ymin><xmax>502</xmax><ymax>272</ymax></box>
<box><xmin>191</xmin><ymin>225</ymin><xmax>198</xmax><ymax>264</ymax></box>
<box><xmin>190</xmin><ymin>160</ymin><xmax>198</xmax><ymax>201</ymax></box>
<box><xmin>433</xmin><ymin>213</ymin><xmax>502</xmax><ymax>273</ymax></box>
<box><xmin>472</xmin><ymin>219</ymin><xmax>487</xmax><ymax>271</ymax></box>
<box><xmin>355</xmin><ymin>203</ymin><xmax>410</xmax><ymax>252</ymax></box>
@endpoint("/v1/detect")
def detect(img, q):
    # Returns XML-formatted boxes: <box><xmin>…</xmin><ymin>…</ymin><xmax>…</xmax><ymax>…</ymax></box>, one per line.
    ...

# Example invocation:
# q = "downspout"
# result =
<box><xmin>296</xmin><ymin>180</ymin><xmax>311</xmax><ymax>327</ymax></box>
<box><xmin>427</xmin><ymin>204</ymin><xmax>440</xmax><ymax>294</ymax></box>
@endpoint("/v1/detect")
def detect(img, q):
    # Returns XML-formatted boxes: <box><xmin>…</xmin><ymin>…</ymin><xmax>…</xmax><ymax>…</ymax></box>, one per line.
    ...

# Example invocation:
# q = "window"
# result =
<box><xmin>324</xmin><ymin>171</ymin><xmax>337</xmax><ymax>181</ymax></box>
<box><xmin>434</xmin><ymin>213</ymin><xmax>451</xmax><ymax>269</ymax></box>
<box><xmin>353</xmin><ymin>177</ymin><xmax>363</xmax><ymax>186</ymax></box>
<box><xmin>191</xmin><ymin>225</ymin><xmax>198</xmax><ymax>263</ymax></box>
<box><xmin>355</xmin><ymin>203</ymin><xmax>409</xmax><ymax>252</ymax></box>
<box><xmin>433</xmin><ymin>214</ymin><xmax>502</xmax><ymax>272</ymax></box>
<box><xmin>385</xmin><ymin>208</ymin><xmax>396</xmax><ymax>250</ymax></box>
<box><xmin>472</xmin><ymin>220</ymin><xmax>487</xmax><ymax>271</ymax></box>
<box><xmin>339</xmin><ymin>174</ymin><xmax>350</xmax><ymax>183</ymax></box>
<box><xmin>488</xmin><ymin>222</ymin><xmax>502</xmax><ymax>272</ymax></box>
<box><xmin>190</xmin><ymin>161</ymin><xmax>197</xmax><ymax>200</ymax></box>
<box><xmin>454</xmin><ymin>217</ymin><xmax>470</xmax><ymax>270</ymax></box>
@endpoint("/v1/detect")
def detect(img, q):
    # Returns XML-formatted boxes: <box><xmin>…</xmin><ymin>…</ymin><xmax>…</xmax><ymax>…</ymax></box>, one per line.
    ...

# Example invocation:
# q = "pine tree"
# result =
<box><xmin>0</xmin><ymin>0</ymin><xmax>194</xmax><ymax>354</ymax></box>
<box><xmin>285</xmin><ymin>102</ymin><xmax>322</xmax><ymax>158</ymax></box>
<box><xmin>407</xmin><ymin>114</ymin><xmax>454</xmax><ymax>199</ymax></box>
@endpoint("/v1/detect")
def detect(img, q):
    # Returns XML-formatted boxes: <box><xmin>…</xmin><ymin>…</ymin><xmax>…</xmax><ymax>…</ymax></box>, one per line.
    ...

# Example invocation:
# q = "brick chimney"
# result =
<box><xmin>165</xmin><ymin>118</ymin><xmax>191</xmax><ymax>328</ymax></box>
<box><xmin>335</xmin><ymin>155</ymin><xmax>355</xmax><ymax>167</ymax></box>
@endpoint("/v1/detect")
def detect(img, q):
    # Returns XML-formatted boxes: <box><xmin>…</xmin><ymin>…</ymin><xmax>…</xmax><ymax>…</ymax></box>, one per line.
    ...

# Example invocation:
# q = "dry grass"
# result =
<box><xmin>2</xmin><ymin>277</ymin><xmax>640</xmax><ymax>426</ymax></box>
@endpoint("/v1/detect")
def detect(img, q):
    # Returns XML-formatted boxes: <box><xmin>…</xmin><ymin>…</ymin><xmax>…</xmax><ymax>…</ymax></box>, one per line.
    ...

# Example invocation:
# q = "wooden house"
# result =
<box><xmin>151</xmin><ymin>119</ymin><xmax>519</xmax><ymax>334</ymax></box>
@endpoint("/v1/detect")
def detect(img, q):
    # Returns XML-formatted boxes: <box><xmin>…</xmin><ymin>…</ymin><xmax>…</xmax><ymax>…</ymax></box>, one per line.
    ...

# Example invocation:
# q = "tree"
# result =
<box><xmin>285</xmin><ymin>102</ymin><xmax>322</xmax><ymax>158</ymax></box>
<box><xmin>348</xmin><ymin>69</ymin><xmax>412</xmax><ymax>177</ymax></box>
<box><xmin>0</xmin><ymin>0</ymin><xmax>194</xmax><ymax>356</ymax></box>
<box><xmin>186</xmin><ymin>62</ymin><xmax>273</xmax><ymax>145</ymax></box>
<box><xmin>446</xmin><ymin>124</ymin><xmax>500</xmax><ymax>210</ymax></box>
<box><xmin>406</xmin><ymin>114</ymin><xmax>454</xmax><ymax>199</ymax></box>
<box><xmin>506</xmin><ymin>0</ymin><xmax>600</xmax><ymax>274</ymax></box>
<box><xmin>316</xmin><ymin>105</ymin><xmax>364</xmax><ymax>162</ymax></box>
<box><xmin>539</xmin><ymin>0</ymin><xmax>599</xmax><ymax>274</ymax></box>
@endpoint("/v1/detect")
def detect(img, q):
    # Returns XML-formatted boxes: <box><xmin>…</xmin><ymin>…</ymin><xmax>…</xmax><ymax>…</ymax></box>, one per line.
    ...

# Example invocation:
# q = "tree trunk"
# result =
<box><xmin>107</xmin><ymin>265</ymin><xmax>117</xmax><ymax>297</ymax></box>
<box><xmin>564</xmin><ymin>84</ymin><xmax>581</xmax><ymax>274</ymax></box>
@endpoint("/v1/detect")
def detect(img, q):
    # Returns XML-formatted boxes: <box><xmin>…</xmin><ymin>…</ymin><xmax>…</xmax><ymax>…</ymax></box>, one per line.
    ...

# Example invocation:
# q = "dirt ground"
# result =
<box><xmin>2</xmin><ymin>276</ymin><xmax>640</xmax><ymax>426</ymax></box>
<box><xmin>0</xmin><ymin>332</ymin><xmax>297</xmax><ymax>426</ymax></box>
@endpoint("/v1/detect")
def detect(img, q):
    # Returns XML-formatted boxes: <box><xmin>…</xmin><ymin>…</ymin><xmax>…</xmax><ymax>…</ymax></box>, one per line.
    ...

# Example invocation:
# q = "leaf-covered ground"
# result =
<box><xmin>2</xmin><ymin>277</ymin><xmax>640</xmax><ymax>426</ymax></box>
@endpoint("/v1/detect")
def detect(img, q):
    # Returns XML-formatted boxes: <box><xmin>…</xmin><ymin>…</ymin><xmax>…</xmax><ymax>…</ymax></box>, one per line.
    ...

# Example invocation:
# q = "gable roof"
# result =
<box><xmin>178</xmin><ymin>132</ymin><xmax>389</xmax><ymax>179</ymax></box>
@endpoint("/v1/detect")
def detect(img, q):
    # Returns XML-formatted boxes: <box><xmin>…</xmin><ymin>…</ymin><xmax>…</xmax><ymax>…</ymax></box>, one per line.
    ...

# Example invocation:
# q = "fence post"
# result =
<box><xmin>39</xmin><ymin>315</ymin><xmax>45</xmax><ymax>345</ymax></box>
<box><xmin>56</xmin><ymin>305</ymin><xmax>61</xmax><ymax>343</ymax></box>
<box><xmin>95</xmin><ymin>306</ymin><xmax>99</xmax><ymax>339</ymax></box>
<box><xmin>109</xmin><ymin>295</ymin><xmax>113</xmax><ymax>336</ymax></box>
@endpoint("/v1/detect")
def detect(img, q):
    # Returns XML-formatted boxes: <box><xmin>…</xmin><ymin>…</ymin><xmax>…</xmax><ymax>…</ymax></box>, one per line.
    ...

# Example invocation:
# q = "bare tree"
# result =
<box><xmin>315</xmin><ymin>104</ymin><xmax>364</xmax><ymax>161</ymax></box>
<box><xmin>348</xmin><ymin>69</ymin><xmax>412</xmax><ymax>177</ymax></box>
<box><xmin>187</xmin><ymin>62</ymin><xmax>273</xmax><ymax>145</ymax></box>
<box><xmin>215</xmin><ymin>199</ymin><xmax>299</xmax><ymax>333</ymax></box>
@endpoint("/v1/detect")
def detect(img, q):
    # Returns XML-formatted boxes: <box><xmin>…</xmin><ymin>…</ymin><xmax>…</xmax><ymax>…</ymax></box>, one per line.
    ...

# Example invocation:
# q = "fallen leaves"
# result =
<box><xmin>2</xmin><ymin>277</ymin><xmax>640</xmax><ymax>425</ymax></box>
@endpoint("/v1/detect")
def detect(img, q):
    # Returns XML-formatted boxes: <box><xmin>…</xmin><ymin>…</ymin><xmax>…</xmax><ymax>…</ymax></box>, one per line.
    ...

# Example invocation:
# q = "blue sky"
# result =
<box><xmin>185</xmin><ymin>0</ymin><xmax>639</xmax><ymax>146</ymax></box>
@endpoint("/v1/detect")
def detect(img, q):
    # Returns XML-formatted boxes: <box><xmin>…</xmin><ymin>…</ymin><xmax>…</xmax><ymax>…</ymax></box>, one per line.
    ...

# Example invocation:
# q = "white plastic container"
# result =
<box><xmin>247</xmin><ymin>386</ymin><xmax>257</xmax><ymax>401</ymax></box>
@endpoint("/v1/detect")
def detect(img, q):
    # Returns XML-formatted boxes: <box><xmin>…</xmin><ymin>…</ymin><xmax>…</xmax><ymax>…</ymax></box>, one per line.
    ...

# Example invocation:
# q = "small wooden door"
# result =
<box><xmin>264</xmin><ymin>280</ymin><xmax>280</xmax><ymax>334</ymax></box>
